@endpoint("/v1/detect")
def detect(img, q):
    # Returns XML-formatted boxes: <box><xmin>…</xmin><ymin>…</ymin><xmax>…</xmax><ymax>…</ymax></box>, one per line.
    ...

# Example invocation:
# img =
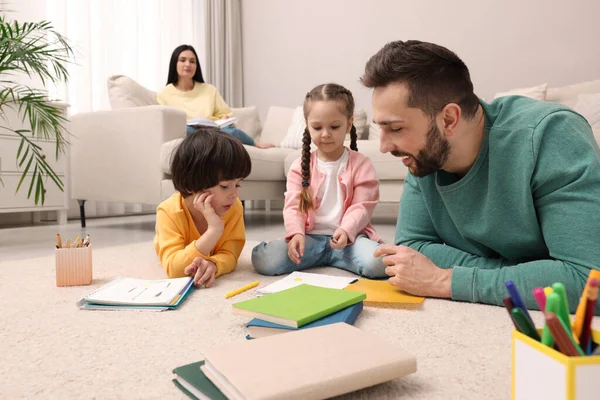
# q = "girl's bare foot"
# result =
<box><xmin>254</xmin><ymin>142</ymin><xmax>276</xmax><ymax>149</ymax></box>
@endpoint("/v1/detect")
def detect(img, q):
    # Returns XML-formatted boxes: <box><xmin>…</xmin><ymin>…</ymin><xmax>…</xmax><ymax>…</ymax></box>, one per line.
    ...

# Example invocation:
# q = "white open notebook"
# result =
<box><xmin>186</xmin><ymin>116</ymin><xmax>237</xmax><ymax>128</ymax></box>
<box><xmin>82</xmin><ymin>277</ymin><xmax>193</xmax><ymax>306</ymax></box>
<box><xmin>256</xmin><ymin>271</ymin><xmax>357</xmax><ymax>296</ymax></box>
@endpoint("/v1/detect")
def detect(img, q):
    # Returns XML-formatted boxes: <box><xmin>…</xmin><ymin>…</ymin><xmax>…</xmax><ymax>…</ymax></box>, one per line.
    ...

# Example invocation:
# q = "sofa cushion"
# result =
<box><xmin>572</xmin><ymin>93</ymin><xmax>600</xmax><ymax>145</ymax></box>
<box><xmin>160</xmin><ymin>138</ymin><xmax>297</xmax><ymax>181</ymax></box>
<box><xmin>547</xmin><ymin>79</ymin><xmax>600</xmax><ymax>108</ymax></box>
<box><xmin>160</xmin><ymin>138</ymin><xmax>182</xmax><ymax>175</ymax></box>
<box><xmin>232</xmin><ymin>106</ymin><xmax>262</xmax><ymax>139</ymax></box>
<box><xmin>284</xmin><ymin>140</ymin><xmax>408</xmax><ymax>181</ymax></box>
<box><xmin>353</xmin><ymin>108</ymin><xmax>368</xmax><ymax>140</ymax></box>
<box><xmin>573</xmin><ymin>93</ymin><xmax>600</xmax><ymax>129</ymax></box>
<box><xmin>245</xmin><ymin>146</ymin><xmax>297</xmax><ymax>181</ymax></box>
<box><xmin>261</xmin><ymin>107</ymin><xmax>297</xmax><ymax>145</ymax></box>
<box><xmin>494</xmin><ymin>83</ymin><xmax>547</xmax><ymax>101</ymax></box>
<box><xmin>280</xmin><ymin>106</ymin><xmax>305</xmax><ymax>149</ymax></box>
<box><xmin>107</xmin><ymin>75</ymin><xmax>158</xmax><ymax>109</ymax></box>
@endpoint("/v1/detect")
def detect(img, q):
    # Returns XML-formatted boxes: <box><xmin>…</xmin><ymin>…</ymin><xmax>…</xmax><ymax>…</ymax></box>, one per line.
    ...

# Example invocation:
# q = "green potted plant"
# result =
<box><xmin>0</xmin><ymin>14</ymin><xmax>75</xmax><ymax>205</ymax></box>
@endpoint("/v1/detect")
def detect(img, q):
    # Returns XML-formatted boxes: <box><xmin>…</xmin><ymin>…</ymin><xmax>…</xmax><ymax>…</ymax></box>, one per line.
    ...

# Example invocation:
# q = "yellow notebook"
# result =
<box><xmin>344</xmin><ymin>279</ymin><xmax>424</xmax><ymax>305</ymax></box>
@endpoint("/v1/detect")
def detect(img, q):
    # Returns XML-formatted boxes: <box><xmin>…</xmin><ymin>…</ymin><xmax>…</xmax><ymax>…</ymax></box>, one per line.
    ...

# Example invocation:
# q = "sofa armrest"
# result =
<box><xmin>70</xmin><ymin>105</ymin><xmax>186</xmax><ymax>205</ymax></box>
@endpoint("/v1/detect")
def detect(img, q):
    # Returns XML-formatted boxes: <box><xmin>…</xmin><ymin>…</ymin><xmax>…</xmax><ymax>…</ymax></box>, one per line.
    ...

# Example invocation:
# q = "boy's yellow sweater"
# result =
<box><xmin>153</xmin><ymin>193</ymin><xmax>245</xmax><ymax>278</ymax></box>
<box><xmin>156</xmin><ymin>82</ymin><xmax>232</xmax><ymax>120</ymax></box>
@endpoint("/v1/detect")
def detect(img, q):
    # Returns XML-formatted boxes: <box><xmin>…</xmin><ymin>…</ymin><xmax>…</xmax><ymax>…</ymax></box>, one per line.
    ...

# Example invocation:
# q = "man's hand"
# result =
<box><xmin>287</xmin><ymin>234</ymin><xmax>305</xmax><ymax>265</ymax></box>
<box><xmin>330</xmin><ymin>229</ymin><xmax>348</xmax><ymax>250</ymax></box>
<box><xmin>184</xmin><ymin>257</ymin><xmax>217</xmax><ymax>288</ymax></box>
<box><xmin>192</xmin><ymin>192</ymin><xmax>224</xmax><ymax>233</ymax></box>
<box><xmin>373</xmin><ymin>244</ymin><xmax>452</xmax><ymax>298</ymax></box>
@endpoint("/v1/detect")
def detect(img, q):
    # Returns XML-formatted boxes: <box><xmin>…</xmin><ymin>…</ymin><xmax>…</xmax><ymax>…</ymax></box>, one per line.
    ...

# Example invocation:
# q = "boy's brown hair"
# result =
<box><xmin>171</xmin><ymin>127</ymin><xmax>251</xmax><ymax>197</ymax></box>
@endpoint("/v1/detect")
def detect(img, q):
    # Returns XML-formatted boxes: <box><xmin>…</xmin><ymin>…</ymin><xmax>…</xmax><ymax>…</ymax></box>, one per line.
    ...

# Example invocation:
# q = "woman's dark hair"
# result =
<box><xmin>298</xmin><ymin>83</ymin><xmax>358</xmax><ymax>214</ymax></box>
<box><xmin>171</xmin><ymin>127</ymin><xmax>251</xmax><ymax>197</ymax></box>
<box><xmin>166</xmin><ymin>44</ymin><xmax>205</xmax><ymax>85</ymax></box>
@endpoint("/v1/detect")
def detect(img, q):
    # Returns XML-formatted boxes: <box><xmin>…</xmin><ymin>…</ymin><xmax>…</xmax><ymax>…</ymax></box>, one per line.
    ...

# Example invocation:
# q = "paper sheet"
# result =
<box><xmin>257</xmin><ymin>272</ymin><xmax>358</xmax><ymax>295</ymax></box>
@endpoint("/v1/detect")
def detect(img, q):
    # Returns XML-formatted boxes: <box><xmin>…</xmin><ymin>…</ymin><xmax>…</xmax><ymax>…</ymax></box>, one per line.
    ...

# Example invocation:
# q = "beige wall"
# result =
<box><xmin>241</xmin><ymin>0</ymin><xmax>600</xmax><ymax>119</ymax></box>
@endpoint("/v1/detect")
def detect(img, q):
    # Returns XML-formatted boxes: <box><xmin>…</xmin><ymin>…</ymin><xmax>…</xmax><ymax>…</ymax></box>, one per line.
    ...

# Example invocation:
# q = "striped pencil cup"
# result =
<box><xmin>55</xmin><ymin>246</ymin><xmax>93</xmax><ymax>287</ymax></box>
<box><xmin>512</xmin><ymin>328</ymin><xmax>600</xmax><ymax>400</ymax></box>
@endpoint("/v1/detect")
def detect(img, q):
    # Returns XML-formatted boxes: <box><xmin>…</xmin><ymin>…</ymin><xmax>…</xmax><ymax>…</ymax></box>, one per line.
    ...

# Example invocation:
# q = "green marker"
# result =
<box><xmin>512</xmin><ymin>307</ymin><xmax>541</xmax><ymax>341</ymax></box>
<box><xmin>551</xmin><ymin>283</ymin><xmax>573</xmax><ymax>336</ymax></box>
<box><xmin>542</xmin><ymin>293</ymin><xmax>559</xmax><ymax>347</ymax></box>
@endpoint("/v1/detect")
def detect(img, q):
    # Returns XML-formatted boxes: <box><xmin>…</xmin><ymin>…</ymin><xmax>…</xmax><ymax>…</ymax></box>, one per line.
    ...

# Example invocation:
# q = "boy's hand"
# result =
<box><xmin>193</xmin><ymin>192</ymin><xmax>224</xmax><ymax>233</ymax></box>
<box><xmin>330</xmin><ymin>229</ymin><xmax>348</xmax><ymax>250</ymax></box>
<box><xmin>184</xmin><ymin>257</ymin><xmax>217</xmax><ymax>288</ymax></box>
<box><xmin>287</xmin><ymin>234</ymin><xmax>305</xmax><ymax>265</ymax></box>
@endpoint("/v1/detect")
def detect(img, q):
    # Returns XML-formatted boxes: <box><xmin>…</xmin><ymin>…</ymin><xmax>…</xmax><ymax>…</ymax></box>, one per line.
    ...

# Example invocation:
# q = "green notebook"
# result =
<box><xmin>232</xmin><ymin>284</ymin><xmax>366</xmax><ymax>328</ymax></box>
<box><xmin>172</xmin><ymin>360</ymin><xmax>227</xmax><ymax>400</ymax></box>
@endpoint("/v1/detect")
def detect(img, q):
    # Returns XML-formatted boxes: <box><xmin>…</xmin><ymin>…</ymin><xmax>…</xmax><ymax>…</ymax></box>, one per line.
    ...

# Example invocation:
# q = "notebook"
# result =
<box><xmin>344</xmin><ymin>279</ymin><xmax>425</xmax><ymax>305</ymax></box>
<box><xmin>246</xmin><ymin>301</ymin><xmax>363</xmax><ymax>339</ymax></box>
<box><xmin>232</xmin><ymin>284</ymin><xmax>366</xmax><ymax>328</ymax></box>
<box><xmin>77</xmin><ymin>276</ymin><xmax>194</xmax><ymax>310</ymax></box>
<box><xmin>172</xmin><ymin>360</ymin><xmax>227</xmax><ymax>400</ymax></box>
<box><xmin>201</xmin><ymin>323</ymin><xmax>417</xmax><ymax>400</ymax></box>
<box><xmin>256</xmin><ymin>271</ymin><xmax>358</xmax><ymax>296</ymax></box>
<box><xmin>187</xmin><ymin>116</ymin><xmax>238</xmax><ymax>128</ymax></box>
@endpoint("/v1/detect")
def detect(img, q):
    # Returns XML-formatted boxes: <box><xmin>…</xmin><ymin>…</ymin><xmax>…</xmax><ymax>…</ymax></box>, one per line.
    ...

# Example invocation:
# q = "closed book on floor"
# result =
<box><xmin>246</xmin><ymin>301</ymin><xmax>363</xmax><ymax>339</ymax></box>
<box><xmin>344</xmin><ymin>279</ymin><xmax>425</xmax><ymax>305</ymax></box>
<box><xmin>232</xmin><ymin>284</ymin><xmax>366</xmax><ymax>328</ymax></box>
<box><xmin>201</xmin><ymin>322</ymin><xmax>417</xmax><ymax>400</ymax></box>
<box><xmin>172</xmin><ymin>360</ymin><xmax>227</xmax><ymax>400</ymax></box>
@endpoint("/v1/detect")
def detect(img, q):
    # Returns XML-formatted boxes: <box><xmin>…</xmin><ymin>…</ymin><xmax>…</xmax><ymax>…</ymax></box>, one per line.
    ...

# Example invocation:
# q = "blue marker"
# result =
<box><xmin>505</xmin><ymin>281</ymin><xmax>533</xmax><ymax>323</ymax></box>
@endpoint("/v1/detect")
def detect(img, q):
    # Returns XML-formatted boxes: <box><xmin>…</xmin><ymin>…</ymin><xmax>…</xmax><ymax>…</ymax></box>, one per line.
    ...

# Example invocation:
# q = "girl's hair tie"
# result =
<box><xmin>302</xmin><ymin>180</ymin><xmax>309</xmax><ymax>187</ymax></box>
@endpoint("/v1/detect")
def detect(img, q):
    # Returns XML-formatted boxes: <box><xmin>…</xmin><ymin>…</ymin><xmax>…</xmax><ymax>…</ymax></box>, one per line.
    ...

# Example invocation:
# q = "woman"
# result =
<box><xmin>157</xmin><ymin>44</ymin><xmax>274</xmax><ymax>149</ymax></box>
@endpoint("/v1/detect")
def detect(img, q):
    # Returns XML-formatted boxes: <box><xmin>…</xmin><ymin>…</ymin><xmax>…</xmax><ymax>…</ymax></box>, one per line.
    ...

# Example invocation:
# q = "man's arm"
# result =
<box><xmin>397</xmin><ymin>113</ymin><xmax>600</xmax><ymax>313</ymax></box>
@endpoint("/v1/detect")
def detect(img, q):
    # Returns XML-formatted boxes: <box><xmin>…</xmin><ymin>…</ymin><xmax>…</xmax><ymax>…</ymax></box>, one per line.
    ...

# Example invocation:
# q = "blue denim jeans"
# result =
<box><xmin>186</xmin><ymin>125</ymin><xmax>255</xmax><ymax>146</ymax></box>
<box><xmin>251</xmin><ymin>234</ymin><xmax>387</xmax><ymax>279</ymax></box>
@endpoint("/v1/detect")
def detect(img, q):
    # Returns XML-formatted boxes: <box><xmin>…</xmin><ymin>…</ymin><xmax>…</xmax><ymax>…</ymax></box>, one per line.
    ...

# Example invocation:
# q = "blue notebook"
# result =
<box><xmin>246</xmin><ymin>301</ymin><xmax>363</xmax><ymax>339</ymax></box>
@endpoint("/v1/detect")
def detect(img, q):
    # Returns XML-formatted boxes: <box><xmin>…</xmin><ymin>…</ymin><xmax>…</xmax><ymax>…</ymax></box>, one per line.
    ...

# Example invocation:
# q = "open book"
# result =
<box><xmin>186</xmin><ymin>116</ymin><xmax>238</xmax><ymax>128</ymax></box>
<box><xmin>77</xmin><ymin>276</ymin><xmax>194</xmax><ymax>311</ymax></box>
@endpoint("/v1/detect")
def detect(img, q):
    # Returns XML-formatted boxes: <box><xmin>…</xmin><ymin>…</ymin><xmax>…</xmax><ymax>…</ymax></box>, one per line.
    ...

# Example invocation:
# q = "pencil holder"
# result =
<box><xmin>512</xmin><ymin>328</ymin><xmax>600</xmax><ymax>400</ymax></box>
<box><xmin>55</xmin><ymin>246</ymin><xmax>93</xmax><ymax>287</ymax></box>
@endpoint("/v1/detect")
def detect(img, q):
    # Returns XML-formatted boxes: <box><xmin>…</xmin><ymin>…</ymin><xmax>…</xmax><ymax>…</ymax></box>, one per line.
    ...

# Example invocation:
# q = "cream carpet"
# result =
<box><xmin>1</xmin><ymin>241</ymin><xmax>597</xmax><ymax>399</ymax></box>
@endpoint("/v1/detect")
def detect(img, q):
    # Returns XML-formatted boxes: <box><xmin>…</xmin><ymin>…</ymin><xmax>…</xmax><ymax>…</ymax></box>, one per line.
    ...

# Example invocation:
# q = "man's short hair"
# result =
<box><xmin>361</xmin><ymin>40</ymin><xmax>480</xmax><ymax>120</ymax></box>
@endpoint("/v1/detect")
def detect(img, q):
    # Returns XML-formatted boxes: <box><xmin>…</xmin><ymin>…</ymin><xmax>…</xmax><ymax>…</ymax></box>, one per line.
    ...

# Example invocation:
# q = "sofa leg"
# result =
<box><xmin>78</xmin><ymin>199</ymin><xmax>87</xmax><ymax>228</ymax></box>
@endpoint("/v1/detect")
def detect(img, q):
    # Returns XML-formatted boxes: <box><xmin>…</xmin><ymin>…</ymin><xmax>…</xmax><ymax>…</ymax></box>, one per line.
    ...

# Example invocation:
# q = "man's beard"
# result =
<box><xmin>392</xmin><ymin>121</ymin><xmax>450</xmax><ymax>177</ymax></box>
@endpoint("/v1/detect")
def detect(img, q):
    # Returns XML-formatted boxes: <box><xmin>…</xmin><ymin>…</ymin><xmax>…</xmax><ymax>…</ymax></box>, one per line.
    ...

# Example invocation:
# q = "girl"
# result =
<box><xmin>157</xmin><ymin>44</ymin><xmax>274</xmax><ymax>149</ymax></box>
<box><xmin>154</xmin><ymin>127</ymin><xmax>251</xmax><ymax>287</ymax></box>
<box><xmin>252</xmin><ymin>83</ymin><xmax>386</xmax><ymax>278</ymax></box>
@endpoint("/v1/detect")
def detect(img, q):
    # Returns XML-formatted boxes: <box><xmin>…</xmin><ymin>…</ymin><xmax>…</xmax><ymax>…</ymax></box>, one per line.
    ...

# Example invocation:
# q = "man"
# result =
<box><xmin>363</xmin><ymin>40</ymin><xmax>600</xmax><ymax>313</ymax></box>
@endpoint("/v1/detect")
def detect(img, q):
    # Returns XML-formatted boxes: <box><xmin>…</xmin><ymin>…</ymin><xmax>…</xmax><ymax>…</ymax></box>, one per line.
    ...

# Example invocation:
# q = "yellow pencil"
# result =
<box><xmin>225</xmin><ymin>281</ymin><xmax>260</xmax><ymax>299</ymax></box>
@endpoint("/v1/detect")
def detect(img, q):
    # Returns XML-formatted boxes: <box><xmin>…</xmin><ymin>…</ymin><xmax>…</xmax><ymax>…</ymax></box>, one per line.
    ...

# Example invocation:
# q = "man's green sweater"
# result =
<box><xmin>396</xmin><ymin>96</ymin><xmax>600</xmax><ymax>314</ymax></box>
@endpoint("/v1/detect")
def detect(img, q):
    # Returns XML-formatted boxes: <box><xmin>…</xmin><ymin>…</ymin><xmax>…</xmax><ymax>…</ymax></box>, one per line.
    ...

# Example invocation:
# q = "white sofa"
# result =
<box><xmin>69</xmin><ymin>76</ymin><xmax>408</xmax><ymax>226</ymax></box>
<box><xmin>70</xmin><ymin>76</ymin><xmax>600</xmax><ymax>226</ymax></box>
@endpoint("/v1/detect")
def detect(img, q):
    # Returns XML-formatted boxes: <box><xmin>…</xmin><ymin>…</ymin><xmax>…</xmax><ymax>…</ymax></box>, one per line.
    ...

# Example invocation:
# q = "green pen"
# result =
<box><xmin>542</xmin><ymin>293</ymin><xmax>559</xmax><ymax>347</ymax></box>
<box><xmin>552</xmin><ymin>283</ymin><xmax>573</xmax><ymax>336</ymax></box>
<box><xmin>512</xmin><ymin>307</ymin><xmax>541</xmax><ymax>341</ymax></box>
